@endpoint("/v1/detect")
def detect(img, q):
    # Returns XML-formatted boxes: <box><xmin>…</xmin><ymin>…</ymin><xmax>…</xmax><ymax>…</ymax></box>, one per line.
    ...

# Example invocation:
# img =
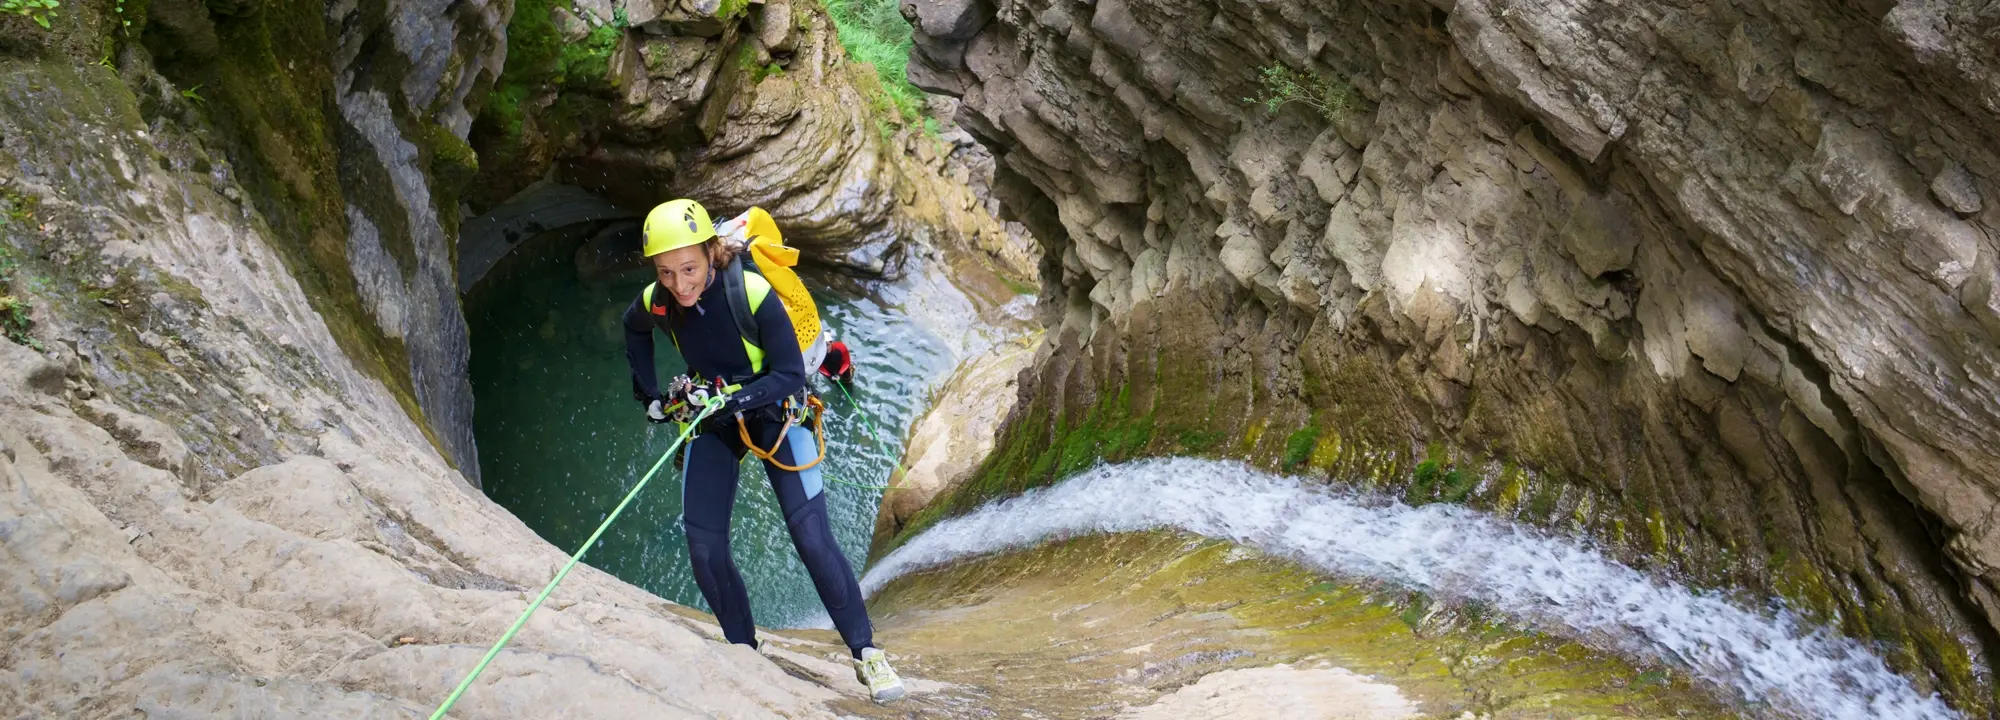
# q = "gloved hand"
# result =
<box><xmin>645</xmin><ymin>398</ymin><xmax>671</xmax><ymax>424</ymax></box>
<box><xmin>697</xmin><ymin>395</ymin><xmax>738</xmax><ymax>435</ymax></box>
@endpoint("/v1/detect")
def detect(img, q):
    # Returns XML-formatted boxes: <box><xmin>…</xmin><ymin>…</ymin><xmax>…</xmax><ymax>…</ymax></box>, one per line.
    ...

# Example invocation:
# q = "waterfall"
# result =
<box><xmin>864</xmin><ymin>458</ymin><xmax>1959</xmax><ymax>720</ymax></box>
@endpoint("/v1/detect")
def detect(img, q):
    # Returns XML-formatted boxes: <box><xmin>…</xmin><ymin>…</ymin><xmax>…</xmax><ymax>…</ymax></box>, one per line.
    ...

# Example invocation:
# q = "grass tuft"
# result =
<box><xmin>824</xmin><ymin>0</ymin><xmax>924</xmax><ymax>122</ymax></box>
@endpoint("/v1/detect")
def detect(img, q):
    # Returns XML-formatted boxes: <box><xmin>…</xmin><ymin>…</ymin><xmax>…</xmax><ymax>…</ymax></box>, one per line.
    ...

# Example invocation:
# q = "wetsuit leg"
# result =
<box><xmin>751</xmin><ymin>417</ymin><xmax>874</xmax><ymax>654</ymax></box>
<box><xmin>681</xmin><ymin>430</ymin><xmax>757</xmax><ymax>647</ymax></box>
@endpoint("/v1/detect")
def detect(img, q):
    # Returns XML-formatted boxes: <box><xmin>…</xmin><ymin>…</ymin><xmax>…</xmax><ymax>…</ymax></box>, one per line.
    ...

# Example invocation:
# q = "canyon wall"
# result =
<box><xmin>906</xmin><ymin>0</ymin><xmax>2000</xmax><ymax>710</ymax></box>
<box><xmin>0</xmin><ymin>0</ymin><xmax>1015</xmax><ymax>712</ymax></box>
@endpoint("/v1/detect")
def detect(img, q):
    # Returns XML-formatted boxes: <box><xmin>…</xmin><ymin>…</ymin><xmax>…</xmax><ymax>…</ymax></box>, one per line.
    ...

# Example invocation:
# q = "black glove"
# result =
<box><xmin>695</xmin><ymin>397</ymin><xmax>736</xmax><ymax>435</ymax></box>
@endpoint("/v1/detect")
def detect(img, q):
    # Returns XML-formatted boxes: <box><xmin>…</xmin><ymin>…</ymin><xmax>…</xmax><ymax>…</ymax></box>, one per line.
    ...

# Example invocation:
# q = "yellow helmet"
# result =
<box><xmin>642</xmin><ymin>198</ymin><xmax>717</xmax><ymax>257</ymax></box>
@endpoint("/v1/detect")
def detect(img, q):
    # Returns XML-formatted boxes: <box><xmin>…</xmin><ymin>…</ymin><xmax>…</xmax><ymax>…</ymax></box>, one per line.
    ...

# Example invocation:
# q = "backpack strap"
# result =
<box><xmin>721</xmin><ymin>257</ymin><xmax>774</xmax><ymax>375</ymax></box>
<box><xmin>641</xmin><ymin>283</ymin><xmax>666</xmax><ymax>315</ymax></box>
<box><xmin>641</xmin><ymin>282</ymin><xmax>686</xmax><ymax>357</ymax></box>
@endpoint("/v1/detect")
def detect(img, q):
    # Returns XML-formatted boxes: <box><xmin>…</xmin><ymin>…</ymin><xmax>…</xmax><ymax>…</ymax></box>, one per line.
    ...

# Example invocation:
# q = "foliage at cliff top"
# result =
<box><xmin>823</xmin><ymin>0</ymin><xmax>923</xmax><ymax>122</ymax></box>
<box><xmin>3</xmin><ymin>0</ymin><xmax>58</xmax><ymax>29</ymax></box>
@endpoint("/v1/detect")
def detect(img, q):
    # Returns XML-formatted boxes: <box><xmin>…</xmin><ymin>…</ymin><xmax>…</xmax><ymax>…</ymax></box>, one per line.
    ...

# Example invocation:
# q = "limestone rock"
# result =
<box><xmin>75</xmin><ymin>399</ymin><xmax>191</xmax><ymax>479</ymax></box>
<box><xmin>1217</xmin><ymin>220</ymin><xmax>1271</xmax><ymax>289</ymax></box>
<box><xmin>757</xmin><ymin>0</ymin><xmax>796</xmax><ymax>52</ymax></box>
<box><xmin>212</xmin><ymin>457</ymin><xmax>376</xmax><ymax>541</ymax></box>
<box><xmin>902</xmin><ymin>0</ymin><xmax>992</xmax><ymax>41</ymax></box>
<box><xmin>461</xmin><ymin>1</ymin><xmax>1030</xmax><ymax>279</ymax></box>
<box><xmin>872</xmin><ymin>335</ymin><xmax>1038</xmax><ymax>548</ymax></box>
<box><xmin>1932</xmin><ymin>163</ymin><xmax>1984</xmax><ymax>215</ymax></box>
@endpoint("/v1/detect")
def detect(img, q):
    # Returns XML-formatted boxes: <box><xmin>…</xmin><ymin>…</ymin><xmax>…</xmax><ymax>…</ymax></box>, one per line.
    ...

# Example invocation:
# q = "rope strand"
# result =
<box><xmin>822</xmin><ymin>378</ymin><xmax>909</xmax><ymax>491</ymax></box>
<box><xmin>427</xmin><ymin>401</ymin><xmax>722</xmax><ymax>720</ymax></box>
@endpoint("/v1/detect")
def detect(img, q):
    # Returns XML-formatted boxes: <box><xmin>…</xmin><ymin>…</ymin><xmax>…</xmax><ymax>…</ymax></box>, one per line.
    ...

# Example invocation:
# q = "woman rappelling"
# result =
<box><xmin>621</xmin><ymin>198</ymin><xmax>905</xmax><ymax>704</ymax></box>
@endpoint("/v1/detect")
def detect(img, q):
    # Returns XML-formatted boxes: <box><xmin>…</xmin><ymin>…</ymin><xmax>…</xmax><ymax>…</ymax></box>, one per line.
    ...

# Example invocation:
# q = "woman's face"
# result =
<box><xmin>655</xmin><ymin>244</ymin><xmax>709</xmax><ymax>307</ymax></box>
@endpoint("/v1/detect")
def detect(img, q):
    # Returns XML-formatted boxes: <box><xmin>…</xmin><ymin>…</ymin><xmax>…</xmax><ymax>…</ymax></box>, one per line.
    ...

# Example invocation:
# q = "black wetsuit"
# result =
<box><xmin>623</xmin><ymin>271</ymin><xmax>874</xmax><ymax>655</ymax></box>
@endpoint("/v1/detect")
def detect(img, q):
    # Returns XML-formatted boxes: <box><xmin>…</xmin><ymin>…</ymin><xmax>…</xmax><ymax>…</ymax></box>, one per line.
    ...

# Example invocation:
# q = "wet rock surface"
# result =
<box><xmin>871</xmin><ymin>329</ymin><xmax>1038</xmax><ymax>553</ymax></box>
<box><xmin>912</xmin><ymin>0</ymin><xmax>2000</xmax><ymax>709</ymax></box>
<box><xmin>866</xmin><ymin>532</ymin><xmax>1732</xmax><ymax>718</ymax></box>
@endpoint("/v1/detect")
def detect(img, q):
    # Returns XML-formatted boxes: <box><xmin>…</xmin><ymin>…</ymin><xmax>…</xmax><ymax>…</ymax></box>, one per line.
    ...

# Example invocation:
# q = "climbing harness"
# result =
<box><xmin>426</xmin><ymin>398</ymin><xmax>725</xmax><ymax>720</ymax></box>
<box><xmin>665</xmin><ymin>371</ymin><xmax>895</xmax><ymax>491</ymax></box>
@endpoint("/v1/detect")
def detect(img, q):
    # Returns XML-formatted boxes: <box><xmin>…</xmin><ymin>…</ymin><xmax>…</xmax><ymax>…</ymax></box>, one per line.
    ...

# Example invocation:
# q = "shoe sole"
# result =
<box><xmin>871</xmin><ymin>685</ymin><xmax>906</xmax><ymax>704</ymax></box>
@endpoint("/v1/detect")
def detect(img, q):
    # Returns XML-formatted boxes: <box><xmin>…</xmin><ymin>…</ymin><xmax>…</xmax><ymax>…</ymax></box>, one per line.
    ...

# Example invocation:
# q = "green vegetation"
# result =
<box><xmin>0</xmin><ymin>253</ymin><xmax>31</xmax><ymax>348</ymax></box>
<box><xmin>0</xmin><ymin>191</ymin><xmax>38</xmax><ymax>348</ymax></box>
<box><xmin>558</xmin><ymin>25</ymin><xmax>623</xmax><ymax>93</ymax></box>
<box><xmin>3</xmin><ymin>0</ymin><xmax>58</xmax><ymax>29</ymax></box>
<box><xmin>824</xmin><ymin>0</ymin><xmax>924</xmax><ymax>121</ymax></box>
<box><xmin>0</xmin><ymin>293</ymin><xmax>30</xmax><ymax>346</ymax></box>
<box><xmin>1405</xmin><ymin>458</ymin><xmax>1478</xmax><ymax>506</ymax></box>
<box><xmin>1245</xmin><ymin>63</ymin><xmax>1353</xmax><ymax>122</ymax></box>
<box><xmin>470</xmin><ymin>0</ymin><xmax>631</xmax><ymax>206</ymax></box>
<box><xmin>999</xmin><ymin>273</ymin><xmax>1038</xmax><ymax>297</ymax></box>
<box><xmin>480</xmin><ymin>0</ymin><xmax>627</xmax><ymax>139</ymax></box>
<box><xmin>1396</xmin><ymin>592</ymin><xmax>1431</xmax><ymax>634</ymax></box>
<box><xmin>0</xmin><ymin>255</ymin><xmax>32</xmax><ymax>348</ymax></box>
<box><xmin>736</xmin><ymin>39</ymin><xmax>785</xmax><ymax>83</ymax></box>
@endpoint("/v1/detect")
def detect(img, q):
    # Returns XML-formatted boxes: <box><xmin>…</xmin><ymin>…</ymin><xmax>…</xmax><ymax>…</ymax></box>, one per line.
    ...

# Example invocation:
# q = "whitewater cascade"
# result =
<box><xmin>862</xmin><ymin>458</ymin><xmax>1958</xmax><ymax>720</ymax></box>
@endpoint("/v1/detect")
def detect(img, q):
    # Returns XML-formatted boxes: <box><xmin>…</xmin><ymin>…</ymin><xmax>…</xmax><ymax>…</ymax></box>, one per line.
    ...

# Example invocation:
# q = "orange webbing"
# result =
<box><xmin>737</xmin><ymin>395</ymin><xmax>827</xmax><ymax>472</ymax></box>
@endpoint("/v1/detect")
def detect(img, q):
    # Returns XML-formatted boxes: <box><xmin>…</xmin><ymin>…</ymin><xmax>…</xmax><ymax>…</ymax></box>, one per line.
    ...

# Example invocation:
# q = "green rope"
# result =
<box><xmin>820</xmin><ymin>379</ymin><xmax>905</xmax><ymax>492</ymax></box>
<box><xmin>427</xmin><ymin>401</ymin><xmax>722</xmax><ymax>720</ymax></box>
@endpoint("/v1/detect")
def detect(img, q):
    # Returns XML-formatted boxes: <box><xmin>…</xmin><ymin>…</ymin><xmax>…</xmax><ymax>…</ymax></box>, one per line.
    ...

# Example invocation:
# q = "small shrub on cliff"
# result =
<box><xmin>1246</xmin><ymin>63</ymin><xmax>1353</xmax><ymax>123</ymax></box>
<box><xmin>0</xmin><ymin>294</ymin><xmax>30</xmax><ymax>347</ymax></box>
<box><xmin>0</xmin><ymin>245</ymin><xmax>33</xmax><ymax>348</ymax></box>
<box><xmin>2</xmin><ymin>0</ymin><xmax>58</xmax><ymax>28</ymax></box>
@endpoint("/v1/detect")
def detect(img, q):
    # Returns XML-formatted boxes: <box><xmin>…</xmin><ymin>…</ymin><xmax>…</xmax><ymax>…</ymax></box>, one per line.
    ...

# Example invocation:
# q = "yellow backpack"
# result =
<box><xmin>714</xmin><ymin>207</ymin><xmax>824</xmax><ymax>374</ymax></box>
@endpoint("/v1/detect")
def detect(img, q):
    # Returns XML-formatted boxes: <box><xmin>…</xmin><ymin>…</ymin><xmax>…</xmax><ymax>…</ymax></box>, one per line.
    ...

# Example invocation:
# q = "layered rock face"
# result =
<box><xmin>911</xmin><ymin>0</ymin><xmax>2000</xmax><ymax>708</ymax></box>
<box><xmin>128</xmin><ymin>0</ymin><xmax>505</xmax><ymax>481</ymax></box>
<box><xmin>465</xmin><ymin>0</ymin><xmax>1035</xmax><ymax>279</ymax></box>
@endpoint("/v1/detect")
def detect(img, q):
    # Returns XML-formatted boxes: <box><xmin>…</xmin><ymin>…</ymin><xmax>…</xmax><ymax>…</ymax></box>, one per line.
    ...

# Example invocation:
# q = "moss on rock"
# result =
<box><xmin>872</xmin><ymin>531</ymin><xmax>1737</xmax><ymax>717</ymax></box>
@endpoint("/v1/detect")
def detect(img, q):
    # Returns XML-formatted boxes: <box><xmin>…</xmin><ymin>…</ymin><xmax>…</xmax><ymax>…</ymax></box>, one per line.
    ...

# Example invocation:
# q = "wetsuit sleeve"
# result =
<box><xmin>623</xmin><ymin>296</ymin><xmax>661</xmax><ymax>402</ymax></box>
<box><xmin>722</xmin><ymin>293</ymin><xmax>805</xmax><ymax>414</ymax></box>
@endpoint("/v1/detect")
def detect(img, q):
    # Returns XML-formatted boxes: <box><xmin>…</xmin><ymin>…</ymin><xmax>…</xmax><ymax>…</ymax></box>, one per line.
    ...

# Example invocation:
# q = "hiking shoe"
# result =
<box><xmin>853</xmin><ymin>647</ymin><xmax>906</xmax><ymax>703</ymax></box>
